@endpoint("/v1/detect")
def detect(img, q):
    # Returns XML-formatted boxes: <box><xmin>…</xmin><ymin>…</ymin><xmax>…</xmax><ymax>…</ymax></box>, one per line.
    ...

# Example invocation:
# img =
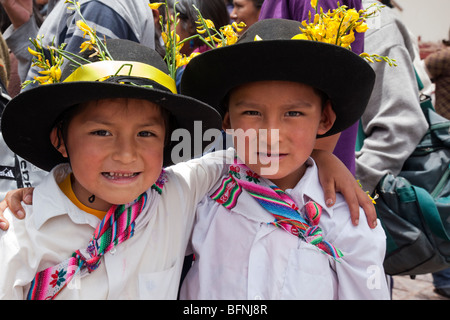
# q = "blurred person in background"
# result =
<box><xmin>230</xmin><ymin>0</ymin><xmax>263</xmax><ymax>33</ymax></box>
<box><xmin>425</xmin><ymin>29</ymin><xmax>450</xmax><ymax>120</ymax></box>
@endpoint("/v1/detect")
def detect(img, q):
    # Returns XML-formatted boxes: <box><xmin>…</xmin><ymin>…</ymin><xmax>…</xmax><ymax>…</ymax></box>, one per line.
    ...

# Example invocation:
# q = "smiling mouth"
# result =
<box><xmin>257</xmin><ymin>153</ymin><xmax>287</xmax><ymax>157</ymax></box>
<box><xmin>256</xmin><ymin>153</ymin><xmax>287</xmax><ymax>163</ymax></box>
<box><xmin>102</xmin><ymin>172</ymin><xmax>140</xmax><ymax>180</ymax></box>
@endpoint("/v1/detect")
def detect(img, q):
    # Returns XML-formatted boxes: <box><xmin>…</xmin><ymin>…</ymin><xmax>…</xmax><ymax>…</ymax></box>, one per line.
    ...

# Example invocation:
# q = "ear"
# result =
<box><xmin>222</xmin><ymin>111</ymin><xmax>231</xmax><ymax>131</ymax></box>
<box><xmin>151</xmin><ymin>9</ymin><xmax>160</xmax><ymax>27</ymax></box>
<box><xmin>50</xmin><ymin>127</ymin><xmax>68</xmax><ymax>158</ymax></box>
<box><xmin>317</xmin><ymin>101</ymin><xmax>336</xmax><ymax>136</ymax></box>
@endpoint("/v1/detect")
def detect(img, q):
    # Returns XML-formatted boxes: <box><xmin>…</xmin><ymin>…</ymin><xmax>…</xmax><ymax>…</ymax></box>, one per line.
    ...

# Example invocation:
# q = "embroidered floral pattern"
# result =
<box><xmin>245</xmin><ymin>170</ymin><xmax>260</xmax><ymax>184</ymax></box>
<box><xmin>49</xmin><ymin>269</ymin><xmax>67</xmax><ymax>288</ymax></box>
<box><xmin>229</xmin><ymin>165</ymin><xmax>241</xmax><ymax>179</ymax></box>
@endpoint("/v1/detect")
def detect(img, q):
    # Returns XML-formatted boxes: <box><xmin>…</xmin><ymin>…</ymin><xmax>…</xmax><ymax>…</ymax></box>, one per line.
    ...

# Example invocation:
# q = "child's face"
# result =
<box><xmin>52</xmin><ymin>98</ymin><xmax>166</xmax><ymax>211</ymax></box>
<box><xmin>223</xmin><ymin>80</ymin><xmax>335</xmax><ymax>190</ymax></box>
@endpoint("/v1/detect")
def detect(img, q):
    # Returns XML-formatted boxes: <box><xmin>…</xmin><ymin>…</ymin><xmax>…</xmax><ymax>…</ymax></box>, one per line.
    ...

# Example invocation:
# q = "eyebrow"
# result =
<box><xmin>282</xmin><ymin>100</ymin><xmax>314</xmax><ymax>108</ymax></box>
<box><xmin>84</xmin><ymin>117</ymin><xmax>164</xmax><ymax>127</ymax></box>
<box><xmin>232</xmin><ymin>101</ymin><xmax>262</xmax><ymax>108</ymax></box>
<box><xmin>232</xmin><ymin>100</ymin><xmax>314</xmax><ymax>109</ymax></box>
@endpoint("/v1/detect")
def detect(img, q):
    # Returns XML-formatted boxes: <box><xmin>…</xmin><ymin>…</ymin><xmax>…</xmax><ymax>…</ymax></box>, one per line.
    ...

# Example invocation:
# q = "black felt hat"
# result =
<box><xmin>180</xmin><ymin>18</ymin><xmax>376</xmax><ymax>137</ymax></box>
<box><xmin>1</xmin><ymin>39</ymin><xmax>222</xmax><ymax>171</ymax></box>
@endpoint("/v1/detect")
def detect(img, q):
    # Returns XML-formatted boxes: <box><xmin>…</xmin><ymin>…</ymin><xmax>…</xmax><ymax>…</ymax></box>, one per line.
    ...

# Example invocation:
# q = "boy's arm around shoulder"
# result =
<box><xmin>161</xmin><ymin>150</ymin><xmax>231</xmax><ymax>239</ymax></box>
<box><xmin>329</xmin><ymin>198</ymin><xmax>390</xmax><ymax>300</ymax></box>
<box><xmin>166</xmin><ymin>148</ymin><xmax>233</xmax><ymax>206</ymax></box>
<box><xmin>0</xmin><ymin>204</ymin><xmax>36</xmax><ymax>299</ymax></box>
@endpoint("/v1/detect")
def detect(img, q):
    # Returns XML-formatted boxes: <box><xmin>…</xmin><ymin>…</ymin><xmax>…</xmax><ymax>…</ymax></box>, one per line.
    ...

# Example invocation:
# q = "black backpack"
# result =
<box><xmin>356</xmin><ymin>74</ymin><xmax>450</xmax><ymax>276</ymax></box>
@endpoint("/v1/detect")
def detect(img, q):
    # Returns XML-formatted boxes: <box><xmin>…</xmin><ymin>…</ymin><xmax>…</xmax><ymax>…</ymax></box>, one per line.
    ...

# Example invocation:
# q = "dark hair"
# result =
<box><xmin>251</xmin><ymin>0</ymin><xmax>265</xmax><ymax>9</ymax></box>
<box><xmin>313</xmin><ymin>87</ymin><xmax>330</xmax><ymax>110</ymax></box>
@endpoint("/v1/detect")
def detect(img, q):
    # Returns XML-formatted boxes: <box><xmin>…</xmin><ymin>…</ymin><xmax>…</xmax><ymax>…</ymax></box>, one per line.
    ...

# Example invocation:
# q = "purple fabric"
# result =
<box><xmin>259</xmin><ymin>0</ymin><xmax>364</xmax><ymax>173</ymax></box>
<box><xmin>333</xmin><ymin>121</ymin><xmax>358</xmax><ymax>174</ymax></box>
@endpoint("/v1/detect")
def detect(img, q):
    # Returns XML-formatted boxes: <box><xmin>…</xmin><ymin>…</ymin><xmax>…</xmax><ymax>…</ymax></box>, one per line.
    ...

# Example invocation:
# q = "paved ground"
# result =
<box><xmin>392</xmin><ymin>274</ymin><xmax>449</xmax><ymax>300</ymax></box>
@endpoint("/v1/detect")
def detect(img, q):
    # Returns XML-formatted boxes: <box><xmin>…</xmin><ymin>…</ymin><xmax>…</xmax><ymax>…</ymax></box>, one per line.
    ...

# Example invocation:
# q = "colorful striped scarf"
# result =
<box><xmin>27</xmin><ymin>171</ymin><xmax>166</xmax><ymax>300</ymax></box>
<box><xmin>211</xmin><ymin>159</ymin><xmax>343</xmax><ymax>260</ymax></box>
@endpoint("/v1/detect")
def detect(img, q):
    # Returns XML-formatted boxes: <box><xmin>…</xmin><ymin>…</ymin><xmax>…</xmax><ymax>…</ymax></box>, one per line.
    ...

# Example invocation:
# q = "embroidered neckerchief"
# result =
<box><xmin>27</xmin><ymin>170</ymin><xmax>167</xmax><ymax>300</ymax></box>
<box><xmin>211</xmin><ymin>158</ymin><xmax>343</xmax><ymax>260</ymax></box>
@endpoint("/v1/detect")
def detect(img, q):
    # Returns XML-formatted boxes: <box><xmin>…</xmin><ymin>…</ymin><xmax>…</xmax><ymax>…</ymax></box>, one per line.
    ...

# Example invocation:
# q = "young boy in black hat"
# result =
<box><xmin>179</xmin><ymin>18</ymin><xmax>390</xmax><ymax>299</ymax></box>
<box><xmin>0</xmin><ymin>38</ymin><xmax>229</xmax><ymax>299</ymax></box>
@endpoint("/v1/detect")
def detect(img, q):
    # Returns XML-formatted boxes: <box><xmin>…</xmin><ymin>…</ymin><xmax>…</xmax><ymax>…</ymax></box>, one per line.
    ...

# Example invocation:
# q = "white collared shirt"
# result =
<box><xmin>0</xmin><ymin>151</ymin><xmax>228</xmax><ymax>300</ymax></box>
<box><xmin>180</xmin><ymin>158</ymin><xmax>390</xmax><ymax>300</ymax></box>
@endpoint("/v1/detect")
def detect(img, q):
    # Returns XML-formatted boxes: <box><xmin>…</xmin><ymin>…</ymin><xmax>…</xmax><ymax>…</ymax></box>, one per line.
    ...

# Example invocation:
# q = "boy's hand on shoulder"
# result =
<box><xmin>0</xmin><ymin>188</ymin><xmax>34</xmax><ymax>231</ymax></box>
<box><xmin>336</xmin><ymin>179</ymin><xmax>377</xmax><ymax>229</ymax></box>
<box><xmin>312</xmin><ymin>149</ymin><xmax>377</xmax><ymax>229</ymax></box>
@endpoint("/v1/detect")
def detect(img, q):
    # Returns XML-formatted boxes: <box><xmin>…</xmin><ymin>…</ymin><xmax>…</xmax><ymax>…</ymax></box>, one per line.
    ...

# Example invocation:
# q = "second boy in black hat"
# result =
<box><xmin>179</xmin><ymin>18</ymin><xmax>390</xmax><ymax>299</ymax></box>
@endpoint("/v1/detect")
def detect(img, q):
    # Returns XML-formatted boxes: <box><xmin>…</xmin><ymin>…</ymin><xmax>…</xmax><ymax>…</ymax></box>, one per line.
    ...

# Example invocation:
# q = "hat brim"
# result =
<box><xmin>1</xmin><ymin>81</ymin><xmax>222</xmax><ymax>171</ymax></box>
<box><xmin>181</xmin><ymin>39</ymin><xmax>375</xmax><ymax>137</ymax></box>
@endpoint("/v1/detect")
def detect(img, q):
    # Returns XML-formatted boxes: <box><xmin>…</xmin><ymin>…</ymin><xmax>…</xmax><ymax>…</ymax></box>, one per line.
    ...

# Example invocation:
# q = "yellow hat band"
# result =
<box><xmin>63</xmin><ymin>60</ymin><xmax>177</xmax><ymax>94</ymax></box>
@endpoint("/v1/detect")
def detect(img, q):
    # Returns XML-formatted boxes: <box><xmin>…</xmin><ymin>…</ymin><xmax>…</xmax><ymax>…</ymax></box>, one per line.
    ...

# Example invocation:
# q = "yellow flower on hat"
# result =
<box><xmin>27</xmin><ymin>47</ymin><xmax>41</xmax><ymax>57</ymax></box>
<box><xmin>148</xmin><ymin>2</ymin><xmax>164</xmax><ymax>10</ymax></box>
<box><xmin>221</xmin><ymin>24</ymin><xmax>240</xmax><ymax>45</ymax></box>
<box><xmin>292</xmin><ymin>1</ymin><xmax>397</xmax><ymax>66</ymax></box>
<box><xmin>339</xmin><ymin>30</ymin><xmax>355</xmax><ymax>48</ymax></box>
<box><xmin>355</xmin><ymin>22</ymin><xmax>369</xmax><ymax>33</ymax></box>
<box><xmin>37</xmin><ymin>65</ymin><xmax>62</xmax><ymax>83</ymax></box>
<box><xmin>80</xmin><ymin>39</ymin><xmax>95</xmax><ymax>52</ymax></box>
<box><xmin>156</xmin><ymin>0</ymin><xmax>244</xmax><ymax>78</ymax></box>
<box><xmin>76</xmin><ymin>20</ymin><xmax>94</xmax><ymax>38</ymax></box>
<box><xmin>291</xmin><ymin>33</ymin><xmax>308</xmax><ymax>40</ymax></box>
<box><xmin>232</xmin><ymin>21</ymin><xmax>246</xmax><ymax>33</ymax></box>
<box><xmin>23</xmin><ymin>0</ymin><xmax>113</xmax><ymax>88</ymax></box>
<box><xmin>196</xmin><ymin>19</ymin><xmax>215</xmax><ymax>33</ymax></box>
<box><xmin>343</xmin><ymin>8</ymin><xmax>360</xmax><ymax>25</ymax></box>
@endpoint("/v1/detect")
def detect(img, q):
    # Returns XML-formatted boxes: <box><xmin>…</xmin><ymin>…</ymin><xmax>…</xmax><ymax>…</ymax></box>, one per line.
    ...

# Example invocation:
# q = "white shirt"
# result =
<box><xmin>0</xmin><ymin>151</ymin><xmax>227</xmax><ymax>300</ymax></box>
<box><xmin>180</xmin><ymin>158</ymin><xmax>390</xmax><ymax>300</ymax></box>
